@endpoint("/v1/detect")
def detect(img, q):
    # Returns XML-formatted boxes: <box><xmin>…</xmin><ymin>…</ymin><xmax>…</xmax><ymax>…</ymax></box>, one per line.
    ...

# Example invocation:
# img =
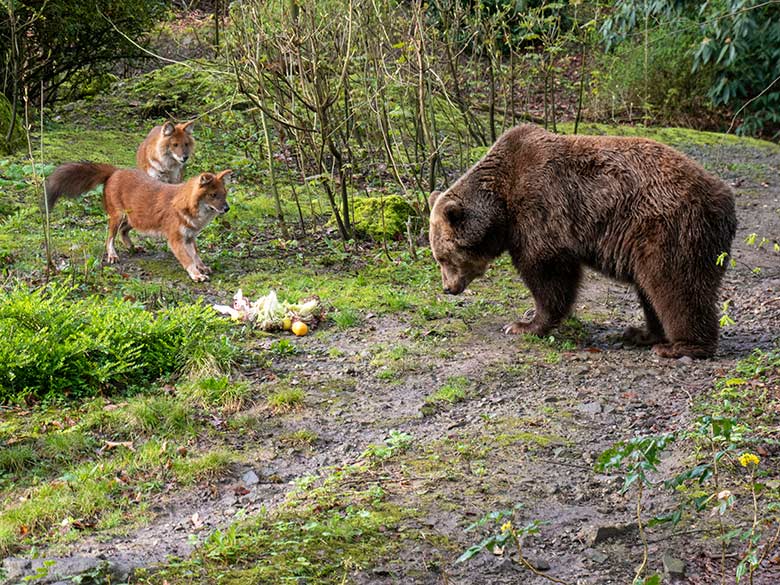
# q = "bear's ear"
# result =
<box><xmin>429</xmin><ymin>190</ymin><xmax>442</xmax><ymax>209</ymax></box>
<box><xmin>442</xmin><ymin>199</ymin><xmax>463</xmax><ymax>226</ymax></box>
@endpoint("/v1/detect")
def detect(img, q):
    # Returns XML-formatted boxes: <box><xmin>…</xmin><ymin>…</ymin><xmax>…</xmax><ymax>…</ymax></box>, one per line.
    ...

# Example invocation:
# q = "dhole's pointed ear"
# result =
<box><xmin>199</xmin><ymin>173</ymin><xmax>215</xmax><ymax>186</ymax></box>
<box><xmin>216</xmin><ymin>169</ymin><xmax>233</xmax><ymax>184</ymax></box>
<box><xmin>429</xmin><ymin>190</ymin><xmax>442</xmax><ymax>209</ymax></box>
<box><xmin>162</xmin><ymin>121</ymin><xmax>176</xmax><ymax>136</ymax></box>
<box><xmin>181</xmin><ymin>120</ymin><xmax>195</xmax><ymax>134</ymax></box>
<box><xmin>442</xmin><ymin>199</ymin><xmax>463</xmax><ymax>225</ymax></box>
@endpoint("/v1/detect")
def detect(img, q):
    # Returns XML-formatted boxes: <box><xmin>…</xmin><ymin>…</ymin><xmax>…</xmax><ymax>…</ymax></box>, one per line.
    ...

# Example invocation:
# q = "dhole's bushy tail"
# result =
<box><xmin>43</xmin><ymin>162</ymin><xmax>117</xmax><ymax>210</ymax></box>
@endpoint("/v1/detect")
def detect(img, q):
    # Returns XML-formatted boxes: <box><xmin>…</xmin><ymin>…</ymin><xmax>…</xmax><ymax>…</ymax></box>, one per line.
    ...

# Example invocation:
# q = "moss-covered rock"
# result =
<box><xmin>351</xmin><ymin>195</ymin><xmax>416</xmax><ymax>241</ymax></box>
<box><xmin>0</xmin><ymin>93</ymin><xmax>24</xmax><ymax>155</ymax></box>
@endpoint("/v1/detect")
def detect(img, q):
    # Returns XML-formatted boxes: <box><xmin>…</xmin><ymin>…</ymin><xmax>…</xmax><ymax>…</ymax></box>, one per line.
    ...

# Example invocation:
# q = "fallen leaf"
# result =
<box><xmin>103</xmin><ymin>440</ymin><xmax>135</xmax><ymax>452</ymax></box>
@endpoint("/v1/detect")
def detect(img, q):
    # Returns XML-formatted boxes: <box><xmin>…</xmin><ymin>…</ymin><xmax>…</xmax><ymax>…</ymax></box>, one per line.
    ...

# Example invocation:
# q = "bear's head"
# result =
<box><xmin>428</xmin><ymin>186</ymin><xmax>508</xmax><ymax>295</ymax></box>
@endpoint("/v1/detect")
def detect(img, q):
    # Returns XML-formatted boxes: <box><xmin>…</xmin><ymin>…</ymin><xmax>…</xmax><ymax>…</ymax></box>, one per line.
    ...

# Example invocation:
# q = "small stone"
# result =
<box><xmin>372</xmin><ymin>565</ymin><xmax>392</xmax><ymax>576</ymax></box>
<box><xmin>241</xmin><ymin>469</ymin><xmax>260</xmax><ymax>485</ymax></box>
<box><xmin>662</xmin><ymin>551</ymin><xmax>686</xmax><ymax>578</ymax></box>
<box><xmin>580</xmin><ymin>522</ymin><xmax>636</xmax><ymax>545</ymax></box>
<box><xmin>2</xmin><ymin>558</ymin><xmax>31</xmax><ymax>581</ymax></box>
<box><xmin>526</xmin><ymin>556</ymin><xmax>550</xmax><ymax>571</ymax></box>
<box><xmin>584</xmin><ymin>548</ymin><xmax>608</xmax><ymax>564</ymax></box>
<box><xmin>576</xmin><ymin>401</ymin><xmax>602</xmax><ymax>415</ymax></box>
<box><xmin>677</xmin><ymin>356</ymin><xmax>693</xmax><ymax>365</ymax></box>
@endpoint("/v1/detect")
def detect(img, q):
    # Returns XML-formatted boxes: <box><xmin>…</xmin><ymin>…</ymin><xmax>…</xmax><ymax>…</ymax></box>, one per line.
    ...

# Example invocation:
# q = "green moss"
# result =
<box><xmin>493</xmin><ymin>431</ymin><xmax>565</xmax><ymax>448</ymax></box>
<box><xmin>351</xmin><ymin>195</ymin><xmax>416</xmax><ymax>241</ymax></box>
<box><xmin>558</xmin><ymin>123</ymin><xmax>780</xmax><ymax>153</ymax></box>
<box><xmin>43</xmin><ymin>128</ymin><xmax>141</xmax><ymax>166</ymax></box>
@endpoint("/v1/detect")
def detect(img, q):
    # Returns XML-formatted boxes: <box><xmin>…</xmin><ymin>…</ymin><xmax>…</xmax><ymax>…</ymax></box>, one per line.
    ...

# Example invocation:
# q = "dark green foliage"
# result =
<box><xmin>0</xmin><ymin>93</ymin><xmax>24</xmax><ymax>154</ymax></box>
<box><xmin>431</xmin><ymin>0</ymin><xmax>572</xmax><ymax>50</ymax></box>
<box><xmin>0</xmin><ymin>285</ymin><xmax>235</xmax><ymax>403</ymax></box>
<box><xmin>692</xmin><ymin>0</ymin><xmax>780</xmax><ymax>137</ymax></box>
<box><xmin>600</xmin><ymin>0</ymin><xmax>780</xmax><ymax>136</ymax></box>
<box><xmin>1</xmin><ymin>0</ymin><xmax>167</xmax><ymax>106</ymax></box>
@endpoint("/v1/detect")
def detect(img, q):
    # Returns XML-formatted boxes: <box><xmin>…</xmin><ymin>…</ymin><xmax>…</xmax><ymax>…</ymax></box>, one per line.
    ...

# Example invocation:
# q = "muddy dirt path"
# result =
<box><xmin>4</xmin><ymin>141</ymin><xmax>779</xmax><ymax>585</ymax></box>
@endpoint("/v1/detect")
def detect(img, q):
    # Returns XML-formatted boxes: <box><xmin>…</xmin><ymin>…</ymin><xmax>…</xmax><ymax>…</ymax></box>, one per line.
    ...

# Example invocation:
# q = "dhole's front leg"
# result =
<box><xmin>168</xmin><ymin>233</ymin><xmax>208</xmax><ymax>282</ymax></box>
<box><xmin>189</xmin><ymin>240</ymin><xmax>212</xmax><ymax>274</ymax></box>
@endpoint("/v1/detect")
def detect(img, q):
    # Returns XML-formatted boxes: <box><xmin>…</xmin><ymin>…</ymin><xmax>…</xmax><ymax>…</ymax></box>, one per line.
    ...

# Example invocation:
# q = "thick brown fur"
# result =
<box><xmin>136</xmin><ymin>120</ymin><xmax>195</xmax><ymax>183</ymax></box>
<box><xmin>45</xmin><ymin>163</ymin><xmax>231</xmax><ymax>282</ymax></box>
<box><xmin>429</xmin><ymin>124</ymin><xmax>737</xmax><ymax>359</ymax></box>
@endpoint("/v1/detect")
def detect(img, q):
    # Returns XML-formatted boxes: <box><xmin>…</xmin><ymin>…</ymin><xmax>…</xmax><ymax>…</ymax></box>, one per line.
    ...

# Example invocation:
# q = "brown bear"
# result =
<box><xmin>429</xmin><ymin>124</ymin><xmax>737</xmax><ymax>359</ymax></box>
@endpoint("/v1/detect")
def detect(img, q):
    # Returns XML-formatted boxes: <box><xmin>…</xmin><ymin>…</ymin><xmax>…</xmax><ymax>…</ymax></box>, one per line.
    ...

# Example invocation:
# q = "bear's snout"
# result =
<box><xmin>443</xmin><ymin>282</ymin><xmax>465</xmax><ymax>295</ymax></box>
<box><xmin>441</xmin><ymin>272</ymin><xmax>467</xmax><ymax>295</ymax></box>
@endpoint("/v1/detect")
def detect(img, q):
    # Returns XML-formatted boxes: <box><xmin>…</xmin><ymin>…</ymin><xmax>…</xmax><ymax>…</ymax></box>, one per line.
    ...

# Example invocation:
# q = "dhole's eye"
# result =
<box><xmin>173</xmin><ymin>143</ymin><xmax>179</xmax><ymax>147</ymax></box>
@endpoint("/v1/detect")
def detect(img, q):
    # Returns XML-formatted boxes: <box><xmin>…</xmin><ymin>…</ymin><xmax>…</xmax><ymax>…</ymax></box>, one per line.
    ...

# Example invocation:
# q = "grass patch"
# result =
<box><xmin>0</xmin><ymin>438</ymin><xmax>177</xmax><ymax>555</ymax></box>
<box><xmin>698</xmin><ymin>348</ymin><xmax>780</xmax><ymax>429</ymax></box>
<box><xmin>178</xmin><ymin>376</ymin><xmax>253</xmax><ymax>412</ymax></box>
<box><xmin>173</xmin><ymin>449</ymin><xmax>236</xmax><ymax>485</ymax></box>
<box><xmin>278</xmin><ymin>429</ymin><xmax>319</xmax><ymax>450</ymax></box>
<box><xmin>139</xmin><ymin>453</ymin><xmax>411</xmax><ymax>584</ymax></box>
<box><xmin>425</xmin><ymin>375</ymin><xmax>470</xmax><ymax>406</ymax></box>
<box><xmin>267</xmin><ymin>386</ymin><xmax>305</xmax><ymax>413</ymax></box>
<box><xmin>331</xmin><ymin>307</ymin><xmax>360</xmax><ymax>329</ymax></box>
<box><xmin>0</xmin><ymin>444</ymin><xmax>38</xmax><ymax>473</ymax></box>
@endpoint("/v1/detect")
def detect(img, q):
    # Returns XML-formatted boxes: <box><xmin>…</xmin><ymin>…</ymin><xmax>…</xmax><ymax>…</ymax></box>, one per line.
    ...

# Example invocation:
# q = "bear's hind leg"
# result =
<box><xmin>642</xmin><ymin>280</ymin><xmax>719</xmax><ymax>359</ymax></box>
<box><xmin>624</xmin><ymin>288</ymin><xmax>667</xmax><ymax>346</ymax></box>
<box><xmin>505</xmin><ymin>261</ymin><xmax>581</xmax><ymax>336</ymax></box>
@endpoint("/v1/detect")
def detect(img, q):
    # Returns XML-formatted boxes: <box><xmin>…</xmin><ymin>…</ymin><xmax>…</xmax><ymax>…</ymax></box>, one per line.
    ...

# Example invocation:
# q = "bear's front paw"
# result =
<box><xmin>503</xmin><ymin>321</ymin><xmax>537</xmax><ymax>335</ymax></box>
<box><xmin>623</xmin><ymin>326</ymin><xmax>666</xmax><ymax>346</ymax></box>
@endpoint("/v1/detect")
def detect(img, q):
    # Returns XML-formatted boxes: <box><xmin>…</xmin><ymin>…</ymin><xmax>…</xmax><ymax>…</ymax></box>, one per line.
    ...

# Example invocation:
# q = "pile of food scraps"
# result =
<box><xmin>213</xmin><ymin>290</ymin><xmax>322</xmax><ymax>335</ymax></box>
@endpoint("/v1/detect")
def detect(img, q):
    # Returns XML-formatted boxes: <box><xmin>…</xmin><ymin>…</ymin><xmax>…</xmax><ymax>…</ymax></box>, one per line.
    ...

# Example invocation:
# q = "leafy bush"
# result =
<box><xmin>591</xmin><ymin>23</ymin><xmax>711</xmax><ymax>124</ymax></box>
<box><xmin>1</xmin><ymin>0</ymin><xmax>167</xmax><ymax>106</ymax></box>
<box><xmin>0</xmin><ymin>285</ymin><xmax>235</xmax><ymax>403</ymax></box>
<box><xmin>692</xmin><ymin>1</ymin><xmax>780</xmax><ymax>137</ymax></box>
<box><xmin>600</xmin><ymin>0</ymin><xmax>780</xmax><ymax>136</ymax></box>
